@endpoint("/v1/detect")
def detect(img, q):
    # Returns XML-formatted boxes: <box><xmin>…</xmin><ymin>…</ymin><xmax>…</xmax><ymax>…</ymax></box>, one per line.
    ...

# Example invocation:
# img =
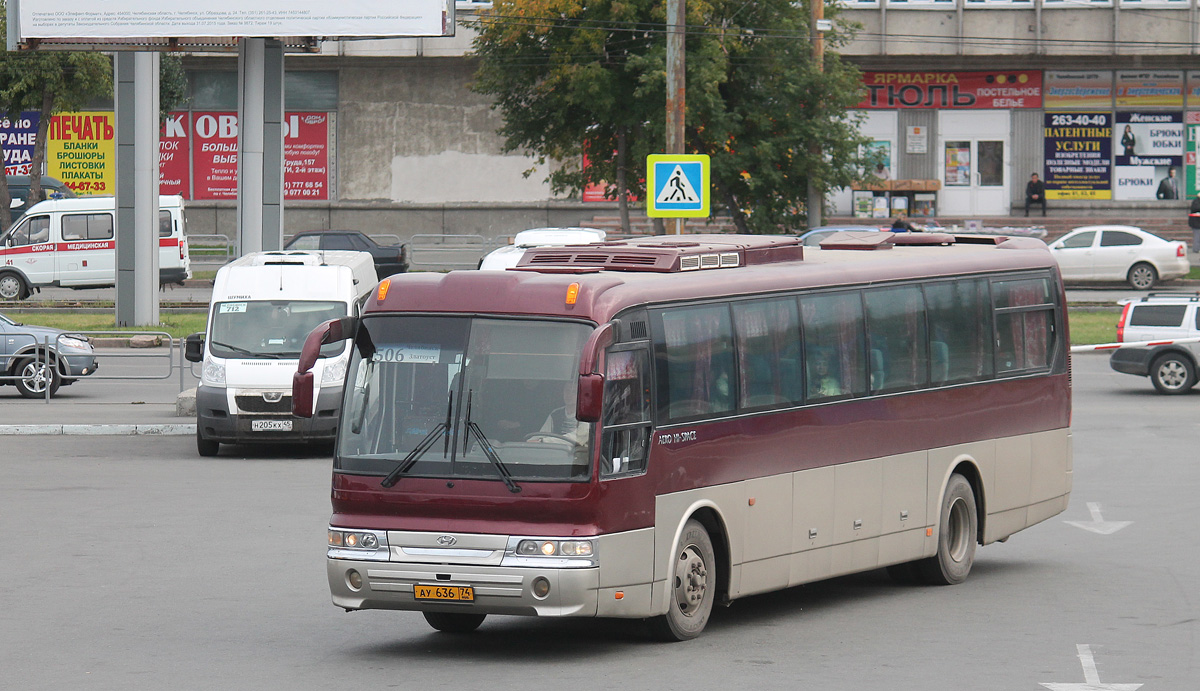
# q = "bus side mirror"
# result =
<box><xmin>577</xmin><ymin>373</ymin><xmax>604</xmax><ymax>423</ymax></box>
<box><xmin>292</xmin><ymin>371</ymin><xmax>315</xmax><ymax>418</ymax></box>
<box><xmin>184</xmin><ymin>333</ymin><xmax>205</xmax><ymax>362</ymax></box>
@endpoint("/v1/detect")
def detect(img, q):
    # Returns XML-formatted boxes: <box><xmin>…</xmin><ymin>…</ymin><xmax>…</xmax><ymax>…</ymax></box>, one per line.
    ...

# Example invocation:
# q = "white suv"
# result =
<box><xmin>1109</xmin><ymin>292</ymin><xmax>1200</xmax><ymax>394</ymax></box>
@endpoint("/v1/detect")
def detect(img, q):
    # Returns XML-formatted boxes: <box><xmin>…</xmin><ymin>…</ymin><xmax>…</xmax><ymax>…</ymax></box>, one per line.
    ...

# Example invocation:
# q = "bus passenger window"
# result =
<box><xmin>864</xmin><ymin>285</ymin><xmax>928</xmax><ymax>393</ymax></box>
<box><xmin>801</xmin><ymin>292</ymin><xmax>866</xmax><ymax>401</ymax></box>
<box><xmin>925</xmin><ymin>278</ymin><xmax>992</xmax><ymax>384</ymax></box>
<box><xmin>993</xmin><ymin>277</ymin><xmax>1055</xmax><ymax>373</ymax></box>
<box><xmin>659</xmin><ymin>305</ymin><xmax>735</xmax><ymax>420</ymax></box>
<box><xmin>732</xmin><ymin>298</ymin><xmax>802</xmax><ymax>409</ymax></box>
<box><xmin>601</xmin><ymin>348</ymin><xmax>651</xmax><ymax>477</ymax></box>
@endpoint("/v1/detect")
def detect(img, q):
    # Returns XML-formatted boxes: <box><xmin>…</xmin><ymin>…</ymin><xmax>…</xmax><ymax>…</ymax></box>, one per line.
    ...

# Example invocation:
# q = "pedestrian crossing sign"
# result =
<box><xmin>647</xmin><ymin>154</ymin><xmax>710</xmax><ymax>218</ymax></box>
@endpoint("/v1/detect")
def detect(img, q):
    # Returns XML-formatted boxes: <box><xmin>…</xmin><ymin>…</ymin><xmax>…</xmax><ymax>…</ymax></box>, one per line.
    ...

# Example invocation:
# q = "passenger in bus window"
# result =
<box><xmin>809</xmin><ymin>354</ymin><xmax>842</xmax><ymax>398</ymax></box>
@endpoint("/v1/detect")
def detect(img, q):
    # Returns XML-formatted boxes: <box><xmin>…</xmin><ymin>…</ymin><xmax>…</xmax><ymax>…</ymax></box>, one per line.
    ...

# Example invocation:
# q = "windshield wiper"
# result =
<box><xmin>463</xmin><ymin>389</ymin><xmax>521</xmax><ymax>494</ymax></box>
<box><xmin>380</xmin><ymin>391</ymin><xmax>454</xmax><ymax>488</ymax></box>
<box><xmin>209</xmin><ymin>340</ymin><xmax>263</xmax><ymax>357</ymax></box>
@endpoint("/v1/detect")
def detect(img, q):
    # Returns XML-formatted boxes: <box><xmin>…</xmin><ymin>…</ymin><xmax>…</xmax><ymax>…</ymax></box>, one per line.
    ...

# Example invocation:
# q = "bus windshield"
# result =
<box><xmin>210</xmin><ymin>300</ymin><xmax>347</xmax><ymax>359</ymax></box>
<box><xmin>337</xmin><ymin>315</ymin><xmax>594</xmax><ymax>483</ymax></box>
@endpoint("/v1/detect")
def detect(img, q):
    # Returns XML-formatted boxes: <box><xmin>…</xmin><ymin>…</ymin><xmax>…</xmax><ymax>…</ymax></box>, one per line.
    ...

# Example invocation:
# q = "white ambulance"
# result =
<box><xmin>184</xmin><ymin>250</ymin><xmax>376</xmax><ymax>456</ymax></box>
<box><xmin>0</xmin><ymin>195</ymin><xmax>191</xmax><ymax>300</ymax></box>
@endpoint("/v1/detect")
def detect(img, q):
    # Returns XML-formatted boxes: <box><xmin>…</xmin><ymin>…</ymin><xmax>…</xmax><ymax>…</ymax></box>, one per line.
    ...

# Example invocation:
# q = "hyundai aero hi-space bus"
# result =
<box><xmin>292</xmin><ymin>232</ymin><xmax>1072</xmax><ymax>641</ymax></box>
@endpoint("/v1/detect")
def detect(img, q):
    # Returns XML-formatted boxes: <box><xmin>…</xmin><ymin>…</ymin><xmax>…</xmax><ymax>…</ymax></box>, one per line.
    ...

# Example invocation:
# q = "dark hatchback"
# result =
<box><xmin>283</xmin><ymin>230</ymin><xmax>409</xmax><ymax>279</ymax></box>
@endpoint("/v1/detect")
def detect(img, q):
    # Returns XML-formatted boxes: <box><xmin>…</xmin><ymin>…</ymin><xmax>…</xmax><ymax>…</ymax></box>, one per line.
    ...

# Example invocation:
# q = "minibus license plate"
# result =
<box><xmin>252</xmin><ymin>419</ymin><xmax>292</xmax><ymax>432</ymax></box>
<box><xmin>414</xmin><ymin>585</ymin><xmax>474</xmax><ymax>602</ymax></box>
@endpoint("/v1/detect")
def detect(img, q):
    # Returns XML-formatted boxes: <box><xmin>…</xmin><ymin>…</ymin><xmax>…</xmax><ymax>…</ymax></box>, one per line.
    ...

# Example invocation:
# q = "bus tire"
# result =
<box><xmin>0</xmin><ymin>271</ymin><xmax>28</xmax><ymax>300</ymax></box>
<box><xmin>918</xmin><ymin>473</ymin><xmax>977</xmax><ymax>586</ymax></box>
<box><xmin>422</xmin><ymin>611</ymin><xmax>486</xmax><ymax>633</ymax></box>
<box><xmin>14</xmin><ymin>355</ymin><xmax>60</xmax><ymax>398</ymax></box>
<box><xmin>649</xmin><ymin>519</ymin><xmax>716</xmax><ymax>641</ymax></box>
<box><xmin>1149</xmin><ymin>353</ymin><xmax>1196</xmax><ymax>394</ymax></box>
<box><xmin>196</xmin><ymin>431</ymin><xmax>220</xmax><ymax>457</ymax></box>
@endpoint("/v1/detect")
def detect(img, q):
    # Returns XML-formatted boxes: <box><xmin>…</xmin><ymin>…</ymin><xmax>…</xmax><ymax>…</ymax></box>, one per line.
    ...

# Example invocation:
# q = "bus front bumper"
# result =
<box><xmin>328</xmin><ymin>558</ymin><xmax>601</xmax><ymax>618</ymax></box>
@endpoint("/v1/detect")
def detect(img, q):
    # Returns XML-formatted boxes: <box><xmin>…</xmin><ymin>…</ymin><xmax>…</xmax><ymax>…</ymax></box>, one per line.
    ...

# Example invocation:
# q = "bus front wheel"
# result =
<box><xmin>918</xmin><ymin>473</ymin><xmax>977</xmax><ymax>586</ymax></box>
<box><xmin>649</xmin><ymin>519</ymin><xmax>716</xmax><ymax>641</ymax></box>
<box><xmin>422</xmin><ymin>611</ymin><xmax>486</xmax><ymax>633</ymax></box>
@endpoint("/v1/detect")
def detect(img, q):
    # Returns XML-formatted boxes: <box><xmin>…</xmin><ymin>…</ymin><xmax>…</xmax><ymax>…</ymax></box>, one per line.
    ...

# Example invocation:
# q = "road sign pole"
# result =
<box><xmin>666</xmin><ymin>0</ymin><xmax>685</xmax><ymax>234</ymax></box>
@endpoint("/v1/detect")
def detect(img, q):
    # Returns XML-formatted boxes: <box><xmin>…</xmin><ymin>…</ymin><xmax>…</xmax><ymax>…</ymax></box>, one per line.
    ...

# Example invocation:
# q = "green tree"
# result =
<box><xmin>469</xmin><ymin>0</ymin><xmax>876</xmax><ymax>233</ymax></box>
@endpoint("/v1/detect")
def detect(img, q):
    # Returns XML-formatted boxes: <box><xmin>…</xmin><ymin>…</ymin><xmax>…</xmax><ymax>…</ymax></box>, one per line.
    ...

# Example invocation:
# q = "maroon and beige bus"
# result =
<box><xmin>293</xmin><ymin>232</ymin><xmax>1072</xmax><ymax>641</ymax></box>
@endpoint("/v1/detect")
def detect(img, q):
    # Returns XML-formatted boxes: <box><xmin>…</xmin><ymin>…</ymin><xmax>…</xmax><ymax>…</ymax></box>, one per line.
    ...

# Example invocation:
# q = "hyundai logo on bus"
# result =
<box><xmin>436</xmin><ymin>535</ymin><xmax>457</xmax><ymax>546</ymax></box>
<box><xmin>647</xmin><ymin>153</ymin><xmax>710</xmax><ymax>218</ymax></box>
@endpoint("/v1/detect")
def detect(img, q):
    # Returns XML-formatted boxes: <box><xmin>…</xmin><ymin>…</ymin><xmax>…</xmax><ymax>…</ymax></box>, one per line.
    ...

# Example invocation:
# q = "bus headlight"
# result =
<box><xmin>202</xmin><ymin>357</ymin><xmax>225</xmax><ymax>386</ymax></box>
<box><xmin>505</xmin><ymin>538</ymin><xmax>596</xmax><ymax>567</ymax></box>
<box><xmin>328</xmin><ymin>528</ymin><xmax>390</xmax><ymax>561</ymax></box>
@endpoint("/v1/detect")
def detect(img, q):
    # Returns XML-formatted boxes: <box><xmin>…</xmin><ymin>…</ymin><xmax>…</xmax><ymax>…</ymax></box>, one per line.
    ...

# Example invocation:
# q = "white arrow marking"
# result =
<box><xmin>1064</xmin><ymin>502</ymin><xmax>1133</xmax><ymax>535</ymax></box>
<box><xmin>1040</xmin><ymin>644</ymin><xmax>1142</xmax><ymax>690</ymax></box>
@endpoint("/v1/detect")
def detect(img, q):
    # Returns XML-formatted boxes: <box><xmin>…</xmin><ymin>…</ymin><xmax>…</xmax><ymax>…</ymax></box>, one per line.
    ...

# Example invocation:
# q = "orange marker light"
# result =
<box><xmin>377</xmin><ymin>279</ymin><xmax>391</xmax><ymax>302</ymax></box>
<box><xmin>565</xmin><ymin>282</ymin><xmax>580</xmax><ymax>305</ymax></box>
<box><xmin>615</xmin><ymin>591</ymin><xmax>625</xmax><ymax>600</ymax></box>
<box><xmin>926</xmin><ymin>528</ymin><xmax>934</xmax><ymax>537</ymax></box>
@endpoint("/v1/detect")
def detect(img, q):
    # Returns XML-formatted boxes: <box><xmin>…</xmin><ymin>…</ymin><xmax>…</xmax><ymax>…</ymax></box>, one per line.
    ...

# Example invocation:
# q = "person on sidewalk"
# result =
<box><xmin>1188</xmin><ymin>192</ymin><xmax>1200</xmax><ymax>254</ymax></box>
<box><xmin>1024</xmin><ymin>173</ymin><xmax>1046</xmax><ymax>217</ymax></box>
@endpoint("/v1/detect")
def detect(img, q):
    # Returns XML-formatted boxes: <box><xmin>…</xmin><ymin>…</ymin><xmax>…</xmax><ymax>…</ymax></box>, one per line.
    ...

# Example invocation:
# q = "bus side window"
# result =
<box><xmin>800</xmin><ymin>292</ymin><xmax>866</xmax><ymax>401</ymax></box>
<box><xmin>864</xmin><ymin>285</ymin><xmax>928</xmax><ymax>394</ymax></box>
<box><xmin>926</xmin><ymin>278</ymin><xmax>993</xmax><ymax>384</ymax></box>
<box><xmin>732</xmin><ymin>298</ymin><xmax>802</xmax><ymax>409</ymax></box>
<box><xmin>600</xmin><ymin>347</ymin><xmax>651</xmax><ymax>477</ymax></box>
<box><xmin>993</xmin><ymin>277</ymin><xmax>1055</xmax><ymax>373</ymax></box>
<box><xmin>659</xmin><ymin>305</ymin><xmax>735</xmax><ymax>420</ymax></box>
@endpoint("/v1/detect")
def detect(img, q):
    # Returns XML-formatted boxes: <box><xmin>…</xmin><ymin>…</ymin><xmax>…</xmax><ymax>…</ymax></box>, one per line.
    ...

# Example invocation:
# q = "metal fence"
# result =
<box><xmin>1</xmin><ymin>331</ymin><xmax>191</xmax><ymax>403</ymax></box>
<box><xmin>408</xmin><ymin>234</ymin><xmax>492</xmax><ymax>270</ymax></box>
<box><xmin>186</xmin><ymin>234</ymin><xmax>236</xmax><ymax>270</ymax></box>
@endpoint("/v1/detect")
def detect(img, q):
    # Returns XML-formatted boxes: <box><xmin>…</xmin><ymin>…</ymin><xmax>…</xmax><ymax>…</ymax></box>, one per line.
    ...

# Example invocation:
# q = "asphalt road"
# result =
<box><xmin>0</xmin><ymin>354</ymin><xmax>1196</xmax><ymax>689</ymax></box>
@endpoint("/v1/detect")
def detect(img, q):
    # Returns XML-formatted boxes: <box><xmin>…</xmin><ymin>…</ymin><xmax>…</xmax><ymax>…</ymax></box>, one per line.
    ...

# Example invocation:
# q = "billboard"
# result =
<box><xmin>46</xmin><ymin>112</ymin><xmax>116</xmax><ymax>196</ymax></box>
<box><xmin>1113</xmin><ymin>111</ymin><xmax>1183</xmax><ymax>201</ymax></box>
<box><xmin>1044</xmin><ymin>71</ymin><xmax>1113</xmax><ymax>110</ymax></box>
<box><xmin>192</xmin><ymin>111</ymin><xmax>332</xmax><ymax>201</ymax></box>
<box><xmin>1</xmin><ymin>113</ymin><xmax>40</xmax><ymax>176</ymax></box>
<box><xmin>1043</xmin><ymin>112</ymin><xmax>1112</xmax><ymax>200</ymax></box>
<box><xmin>859</xmin><ymin>71</ymin><xmax>1042</xmax><ymax>109</ymax></box>
<box><xmin>14</xmin><ymin>0</ymin><xmax>453</xmax><ymax>41</ymax></box>
<box><xmin>1115</xmin><ymin>71</ymin><xmax>1184</xmax><ymax>109</ymax></box>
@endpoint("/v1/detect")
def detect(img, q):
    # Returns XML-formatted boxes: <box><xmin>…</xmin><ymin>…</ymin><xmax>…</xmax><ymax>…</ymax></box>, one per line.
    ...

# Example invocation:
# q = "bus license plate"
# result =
<box><xmin>251</xmin><ymin>419</ymin><xmax>292</xmax><ymax>432</ymax></box>
<box><xmin>414</xmin><ymin>585</ymin><xmax>475</xmax><ymax>602</ymax></box>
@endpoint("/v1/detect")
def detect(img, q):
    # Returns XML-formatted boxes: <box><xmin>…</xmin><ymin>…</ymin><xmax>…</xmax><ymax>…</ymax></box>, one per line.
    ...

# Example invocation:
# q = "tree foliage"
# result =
<box><xmin>469</xmin><ymin>0</ymin><xmax>876</xmax><ymax>232</ymax></box>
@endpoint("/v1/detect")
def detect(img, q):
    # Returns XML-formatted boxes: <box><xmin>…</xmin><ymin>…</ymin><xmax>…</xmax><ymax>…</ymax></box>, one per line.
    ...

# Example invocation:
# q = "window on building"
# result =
<box><xmin>188</xmin><ymin>70</ymin><xmax>339</xmax><ymax>111</ymax></box>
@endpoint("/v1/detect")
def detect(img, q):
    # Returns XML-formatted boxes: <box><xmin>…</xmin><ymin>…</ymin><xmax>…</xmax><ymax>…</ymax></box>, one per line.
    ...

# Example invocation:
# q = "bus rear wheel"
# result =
<box><xmin>918</xmin><ymin>473</ymin><xmax>977</xmax><ymax>586</ymax></box>
<box><xmin>422</xmin><ymin>611</ymin><xmax>486</xmax><ymax>633</ymax></box>
<box><xmin>649</xmin><ymin>519</ymin><xmax>716</xmax><ymax>641</ymax></box>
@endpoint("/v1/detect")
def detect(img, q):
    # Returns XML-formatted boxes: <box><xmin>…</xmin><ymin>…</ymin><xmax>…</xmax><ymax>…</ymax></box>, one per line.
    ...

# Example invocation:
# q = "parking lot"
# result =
<box><xmin>0</xmin><ymin>353</ymin><xmax>1195</xmax><ymax>689</ymax></box>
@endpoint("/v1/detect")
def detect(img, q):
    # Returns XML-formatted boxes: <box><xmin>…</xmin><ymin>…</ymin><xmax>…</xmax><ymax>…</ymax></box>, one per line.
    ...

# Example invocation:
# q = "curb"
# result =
<box><xmin>0</xmin><ymin>423</ymin><xmax>196</xmax><ymax>436</ymax></box>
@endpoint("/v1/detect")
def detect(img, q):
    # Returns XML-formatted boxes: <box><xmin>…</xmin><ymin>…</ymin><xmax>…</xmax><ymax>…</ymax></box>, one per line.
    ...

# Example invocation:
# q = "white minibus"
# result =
<box><xmin>185</xmin><ymin>250</ymin><xmax>376</xmax><ymax>456</ymax></box>
<box><xmin>0</xmin><ymin>195</ymin><xmax>191</xmax><ymax>300</ymax></box>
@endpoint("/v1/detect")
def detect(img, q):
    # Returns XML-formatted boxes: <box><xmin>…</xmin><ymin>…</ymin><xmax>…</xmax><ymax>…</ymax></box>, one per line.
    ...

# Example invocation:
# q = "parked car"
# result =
<box><xmin>283</xmin><ymin>230</ymin><xmax>409</xmax><ymax>280</ymax></box>
<box><xmin>0</xmin><ymin>312</ymin><xmax>97</xmax><ymax>398</ymax></box>
<box><xmin>797</xmin><ymin>225</ymin><xmax>883</xmax><ymax>247</ymax></box>
<box><xmin>478</xmin><ymin>227</ymin><xmax>607</xmax><ymax>270</ymax></box>
<box><xmin>5</xmin><ymin>175</ymin><xmax>76</xmax><ymax>227</ymax></box>
<box><xmin>1109</xmin><ymin>292</ymin><xmax>1200</xmax><ymax>394</ymax></box>
<box><xmin>1048</xmin><ymin>225</ymin><xmax>1189</xmax><ymax>290</ymax></box>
